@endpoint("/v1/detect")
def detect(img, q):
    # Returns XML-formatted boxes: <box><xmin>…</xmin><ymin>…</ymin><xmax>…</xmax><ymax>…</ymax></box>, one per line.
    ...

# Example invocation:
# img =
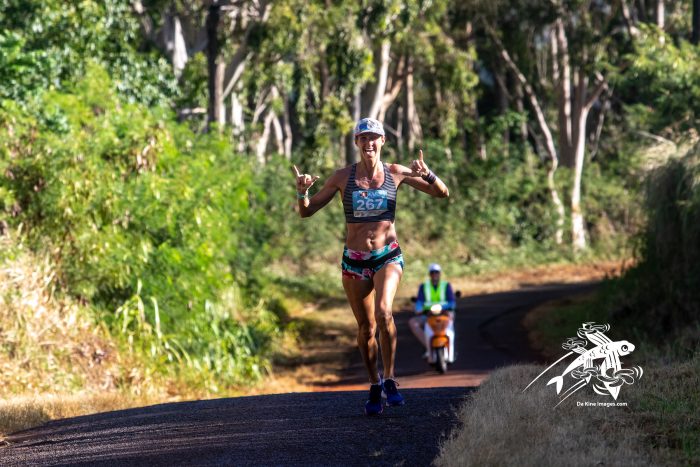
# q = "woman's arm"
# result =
<box><xmin>293</xmin><ymin>166</ymin><xmax>341</xmax><ymax>218</ymax></box>
<box><xmin>391</xmin><ymin>150</ymin><xmax>449</xmax><ymax>198</ymax></box>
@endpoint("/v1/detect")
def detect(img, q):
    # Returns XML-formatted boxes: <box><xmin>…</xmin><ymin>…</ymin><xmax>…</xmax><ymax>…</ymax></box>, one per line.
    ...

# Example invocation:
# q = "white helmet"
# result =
<box><xmin>428</xmin><ymin>263</ymin><xmax>442</xmax><ymax>273</ymax></box>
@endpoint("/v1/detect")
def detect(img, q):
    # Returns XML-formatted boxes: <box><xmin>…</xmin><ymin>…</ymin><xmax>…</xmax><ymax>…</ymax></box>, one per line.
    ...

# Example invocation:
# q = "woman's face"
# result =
<box><xmin>355</xmin><ymin>133</ymin><xmax>385</xmax><ymax>163</ymax></box>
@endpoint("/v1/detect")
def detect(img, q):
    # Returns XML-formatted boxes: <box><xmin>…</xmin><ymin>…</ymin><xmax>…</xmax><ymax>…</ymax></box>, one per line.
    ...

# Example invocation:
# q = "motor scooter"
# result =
<box><xmin>411</xmin><ymin>291</ymin><xmax>460</xmax><ymax>374</ymax></box>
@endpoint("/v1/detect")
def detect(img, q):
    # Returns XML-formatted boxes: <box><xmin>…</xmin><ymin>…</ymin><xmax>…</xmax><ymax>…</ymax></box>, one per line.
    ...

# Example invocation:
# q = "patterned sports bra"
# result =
<box><xmin>342</xmin><ymin>163</ymin><xmax>397</xmax><ymax>223</ymax></box>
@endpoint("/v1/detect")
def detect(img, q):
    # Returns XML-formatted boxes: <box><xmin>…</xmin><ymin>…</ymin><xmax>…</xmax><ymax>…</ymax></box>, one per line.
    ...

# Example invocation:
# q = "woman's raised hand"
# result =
<box><xmin>409</xmin><ymin>150</ymin><xmax>430</xmax><ymax>178</ymax></box>
<box><xmin>293</xmin><ymin>165</ymin><xmax>320</xmax><ymax>194</ymax></box>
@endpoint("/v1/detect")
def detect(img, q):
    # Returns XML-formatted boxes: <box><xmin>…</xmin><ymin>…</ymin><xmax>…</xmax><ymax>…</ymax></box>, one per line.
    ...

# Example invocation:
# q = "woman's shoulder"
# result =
<box><xmin>326</xmin><ymin>165</ymin><xmax>353</xmax><ymax>187</ymax></box>
<box><xmin>386</xmin><ymin>162</ymin><xmax>410</xmax><ymax>177</ymax></box>
<box><xmin>333</xmin><ymin>164</ymin><xmax>354</xmax><ymax>179</ymax></box>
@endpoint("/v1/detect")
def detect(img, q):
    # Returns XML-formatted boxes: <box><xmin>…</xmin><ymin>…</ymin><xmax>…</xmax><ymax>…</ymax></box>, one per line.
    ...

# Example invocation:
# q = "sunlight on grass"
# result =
<box><xmin>436</xmin><ymin>365</ymin><xmax>652</xmax><ymax>466</ymax></box>
<box><xmin>0</xmin><ymin>393</ymin><xmax>153</xmax><ymax>439</ymax></box>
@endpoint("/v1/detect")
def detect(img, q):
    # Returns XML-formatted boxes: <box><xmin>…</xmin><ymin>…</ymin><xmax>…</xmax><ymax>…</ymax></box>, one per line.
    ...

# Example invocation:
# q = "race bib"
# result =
<box><xmin>352</xmin><ymin>189</ymin><xmax>388</xmax><ymax>218</ymax></box>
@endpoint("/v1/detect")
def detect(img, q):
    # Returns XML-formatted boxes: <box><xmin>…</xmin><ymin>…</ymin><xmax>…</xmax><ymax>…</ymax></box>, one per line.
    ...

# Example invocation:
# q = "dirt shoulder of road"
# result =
<box><xmin>446</xmin><ymin>260</ymin><xmax>626</xmax><ymax>297</ymax></box>
<box><xmin>262</xmin><ymin>260</ymin><xmax>627</xmax><ymax>395</ymax></box>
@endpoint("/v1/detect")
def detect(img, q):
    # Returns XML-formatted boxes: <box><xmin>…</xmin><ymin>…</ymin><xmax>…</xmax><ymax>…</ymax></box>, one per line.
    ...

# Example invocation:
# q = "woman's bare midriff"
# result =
<box><xmin>345</xmin><ymin>221</ymin><xmax>398</xmax><ymax>251</ymax></box>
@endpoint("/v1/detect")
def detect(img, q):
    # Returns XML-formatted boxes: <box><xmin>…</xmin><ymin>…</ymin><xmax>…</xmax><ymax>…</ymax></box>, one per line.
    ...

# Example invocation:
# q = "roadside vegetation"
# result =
<box><xmin>437</xmin><ymin>143</ymin><xmax>700</xmax><ymax>465</ymax></box>
<box><xmin>1</xmin><ymin>0</ymin><xmax>697</xmax><ymax>448</ymax></box>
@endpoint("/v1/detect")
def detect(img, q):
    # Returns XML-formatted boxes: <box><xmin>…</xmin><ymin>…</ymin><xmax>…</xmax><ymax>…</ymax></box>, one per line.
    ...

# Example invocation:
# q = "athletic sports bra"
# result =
<box><xmin>342</xmin><ymin>163</ymin><xmax>397</xmax><ymax>223</ymax></box>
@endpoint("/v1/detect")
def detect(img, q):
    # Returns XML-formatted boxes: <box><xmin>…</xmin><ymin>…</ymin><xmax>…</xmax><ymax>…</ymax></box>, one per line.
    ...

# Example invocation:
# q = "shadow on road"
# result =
<box><xmin>3</xmin><ymin>388</ymin><xmax>471</xmax><ymax>466</ymax></box>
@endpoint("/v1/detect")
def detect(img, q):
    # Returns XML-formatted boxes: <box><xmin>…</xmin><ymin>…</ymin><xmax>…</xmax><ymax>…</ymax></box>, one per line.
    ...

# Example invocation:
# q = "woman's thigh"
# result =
<box><xmin>372</xmin><ymin>262</ymin><xmax>403</xmax><ymax>314</ymax></box>
<box><xmin>342</xmin><ymin>277</ymin><xmax>376</xmax><ymax>327</ymax></box>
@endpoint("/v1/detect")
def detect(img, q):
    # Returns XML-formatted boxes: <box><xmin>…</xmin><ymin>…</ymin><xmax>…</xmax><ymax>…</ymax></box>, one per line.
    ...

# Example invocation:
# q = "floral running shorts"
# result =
<box><xmin>341</xmin><ymin>240</ymin><xmax>404</xmax><ymax>281</ymax></box>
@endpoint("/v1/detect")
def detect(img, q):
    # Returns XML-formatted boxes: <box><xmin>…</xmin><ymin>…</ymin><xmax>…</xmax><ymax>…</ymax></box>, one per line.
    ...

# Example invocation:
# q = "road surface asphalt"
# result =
<box><xmin>1</xmin><ymin>282</ymin><xmax>598</xmax><ymax>466</ymax></box>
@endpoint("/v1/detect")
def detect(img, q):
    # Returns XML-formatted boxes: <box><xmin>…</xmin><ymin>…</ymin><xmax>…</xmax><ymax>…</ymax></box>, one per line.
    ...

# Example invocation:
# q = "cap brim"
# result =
<box><xmin>354</xmin><ymin>130</ymin><xmax>385</xmax><ymax>136</ymax></box>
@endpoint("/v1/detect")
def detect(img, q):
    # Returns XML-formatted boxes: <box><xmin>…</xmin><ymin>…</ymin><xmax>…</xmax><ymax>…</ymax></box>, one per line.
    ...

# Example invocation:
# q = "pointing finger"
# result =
<box><xmin>292</xmin><ymin>165</ymin><xmax>301</xmax><ymax>177</ymax></box>
<box><xmin>418</xmin><ymin>149</ymin><xmax>423</xmax><ymax>162</ymax></box>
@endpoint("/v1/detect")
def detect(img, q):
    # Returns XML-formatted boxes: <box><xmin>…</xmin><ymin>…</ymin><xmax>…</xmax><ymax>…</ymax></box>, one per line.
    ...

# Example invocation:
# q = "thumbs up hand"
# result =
<box><xmin>409</xmin><ymin>150</ymin><xmax>430</xmax><ymax>178</ymax></box>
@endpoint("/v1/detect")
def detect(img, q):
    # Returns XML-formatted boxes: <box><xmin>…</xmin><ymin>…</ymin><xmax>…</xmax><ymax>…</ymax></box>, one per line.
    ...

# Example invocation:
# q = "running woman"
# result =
<box><xmin>293</xmin><ymin>117</ymin><xmax>449</xmax><ymax>415</ymax></box>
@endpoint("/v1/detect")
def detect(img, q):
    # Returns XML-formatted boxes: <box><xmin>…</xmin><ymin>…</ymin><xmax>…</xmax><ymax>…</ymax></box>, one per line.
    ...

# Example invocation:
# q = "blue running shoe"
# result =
<box><xmin>365</xmin><ymin>383</ymin><xmax>384</xmax><ymax>415</ymax></box>
<box><xmin>383</xmin><ymin>378</ymin><xmax>405</xmax><ymax>406</ymax></box>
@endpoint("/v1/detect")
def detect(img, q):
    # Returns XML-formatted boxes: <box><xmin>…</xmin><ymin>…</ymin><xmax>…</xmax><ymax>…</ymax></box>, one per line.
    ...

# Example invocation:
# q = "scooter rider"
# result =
<box><xmin>408</xmin><ymin>263</ymin><xmax>456</xmax><ymax>360</ymax></box>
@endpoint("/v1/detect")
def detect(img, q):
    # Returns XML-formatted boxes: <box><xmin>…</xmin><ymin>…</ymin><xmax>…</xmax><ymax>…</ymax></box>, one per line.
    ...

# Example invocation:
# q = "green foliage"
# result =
<box><xmin>0</xmin><ymin>0</ymin><xmax>672</xmax><ymax>394</ymax></box>
<box><xmin>0</xmin><ymin>66</ymin><xmax>278</xmax><ymax>389</ymax></box>
<box><xmin>620</xmin><ymin>25</ymin><xmax>700</xmax><ymax>136</ymax></box>
<box><xmin>615</xmin><ymin>143</ymin><xmax>700</xmax><ymax>339</ymax></box>
<box><xmin>0</xmin><ymin>0</ymin><xmax>177</xmax><ymax>106</ymax></box>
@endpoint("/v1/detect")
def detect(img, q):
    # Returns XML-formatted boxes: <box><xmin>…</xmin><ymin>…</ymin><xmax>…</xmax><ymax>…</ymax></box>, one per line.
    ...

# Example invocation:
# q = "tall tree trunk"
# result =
<box><xmin>588</xmin><ymin>91</ymin><xmax>609</xmax><ymax>162</ymax></box>
<box><xmin>395</xmin><ymin>103</ymin><xmax>405</xmax><ymax>159</ymax></box>
<box><xmin>405</xmin><ymin>58</ymin><xmax>422</xmax><ymax>153</ymax></box>
<box><xmin>206</xmin><ymin>3</ymin><xmax>222</xmax><ymax>131</ymax></box>
<box><xmin>570</xmin><ymin>76</ymin><xmax>607</xmax><ymax>252</ymax></box>
<box><xmin>231</xmin><ymin>91</ymin><xmax>245</xmax><ymax>153</ymax></box>
<box><xmin>461</xmin><ymin>20</ymin><xmax>484</xmax><ymax>161</ymax></box>
<box><xmin>472</xmin><ymin>102</ymin><xmax>487</xmax><ymax>161</ymax></box>
<box><xmin>493</xmin><ymin>60</ymin><xmax>510</xmax><ymax>149</ymax></box>
<box><xmin>256</xmin><ymin>110</ymin><xmax>276</xmax><ymax>165</ymax></box>
<box><xmin>282</xmin><ymin>93</ymin><xmax>293</xmax><ymax>159</ymax></box>
<box><xmin>656</xmin><ymin>0</ymin><xmax>665</xmax><ymax>30</ymax></box>
<box><xmin>553</xmin><ymin>19</ymin><xmax>574</xmax><ymax>168</ymax></box>
<box><xmin>377</xmin><ymin>55</ymin><xmax>405</xmax><ymax>122</ymax></box>
<box><xmin>513</xmin><ymin>79</ymin><xmax>528</xmax><ymax>145</ymax></box>
<box><xmin>571</xmin><ymin>108</ymin><xmax>589</xmax><ymax>252</ymax></box>
<box><xmin>346</xmin><ymin>84</ymin><xmax>361</xmax><ymax>165</ymax></box>
<box><xmin>693</xmin><ymin>0</ymin><xmax>700</xmax><ymax>44</ymax></box>
<box><xmin>488</xmin><ymin>25</ymin><xmax>565</xmax><ymax>243</ymax></box>
<box><xmin>163</xmin><ymin>13</ymin><xmax>189</xmax><ymax>77</ymax></box>
<box><xmin>620</xmin><ymin>0</ymin><xmax>640</xmax><ymax>37</ymax></box>
<box><xmin>215</xmin><ymin>62</ymin><xmax>225</xmax><ymax>127</ymax></box>
<box><xmin>271</xmin><ymin>113</ymin><xmax>285</xmax><ymax>156</ymax></box>
<box><xmin>368</xmin><ymin>39</ymin><xmax>391</xmax><ymax>119</ymax></box>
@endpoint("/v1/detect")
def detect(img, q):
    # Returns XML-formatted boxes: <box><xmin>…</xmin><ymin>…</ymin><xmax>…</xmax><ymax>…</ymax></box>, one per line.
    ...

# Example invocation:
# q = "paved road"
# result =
<box><xmin>320</xmin><ymin>281</ymin><xmax>599</xmax><ymax>390</ymax></box>
<box><xmin>1</xmin><ymin>282</ymin><xmax>597</xmax><ymax>466</ymax></box>
<box><xmin>2</xmin><ymin>389</ymin><xmax>469</xmax><ymax>466</ymax></box>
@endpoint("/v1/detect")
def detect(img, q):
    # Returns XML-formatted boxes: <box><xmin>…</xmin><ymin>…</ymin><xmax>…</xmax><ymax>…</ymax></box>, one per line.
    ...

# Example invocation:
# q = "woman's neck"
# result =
<box><xmin>359</xmin><ymin>158</ymin><xmax>382</xmax><ymax>179</ymax></box>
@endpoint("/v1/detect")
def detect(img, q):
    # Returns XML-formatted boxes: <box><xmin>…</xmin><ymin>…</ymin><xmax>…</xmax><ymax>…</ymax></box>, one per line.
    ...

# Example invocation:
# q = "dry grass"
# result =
<box><xmin>0</xmin><ymin>231</ymin><xmax>175</xmax><ymax>437</ymax></box>
<box><xmin>520</xmin><ymin>286</ymin><xmax>700</xmax><ymax>465</ymax></box>
<box><xmin>623</xmin><ymin>354</ymin><xmax>700</xmax><ymax>465</ymax></box>
<box><xmin>0</xmin><ymin>392</ymin><xmax>157</xmax><ymax>439</ymax></box>
<box><xmin>436</xmin><ymin>365</ymin><xmax>655</xmax><ymax>467</ymax></box>
<box><xmin>0</xmin><ymin>232</ymin><xmax>119</xmax><ymax>395</ymax></box>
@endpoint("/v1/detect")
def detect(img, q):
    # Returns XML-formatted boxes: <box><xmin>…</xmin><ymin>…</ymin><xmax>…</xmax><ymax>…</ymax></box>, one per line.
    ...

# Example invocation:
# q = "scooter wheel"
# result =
<box><xmin>436</xmin><ymin>348</ymin><xmax>448</xmax><ymax>374</ymax></box>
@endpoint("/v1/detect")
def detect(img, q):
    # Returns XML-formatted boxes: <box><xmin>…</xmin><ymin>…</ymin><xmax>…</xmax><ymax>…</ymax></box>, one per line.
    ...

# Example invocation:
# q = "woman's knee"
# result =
<box><xmin>375</xmin><ymin>305</ymin><xmax>394</xmax><ymax>328</ymax></box>
<box><xmin>357</xmin><ymin>322</ymin><xmax>376</xmax><ymax>342</ymax></box>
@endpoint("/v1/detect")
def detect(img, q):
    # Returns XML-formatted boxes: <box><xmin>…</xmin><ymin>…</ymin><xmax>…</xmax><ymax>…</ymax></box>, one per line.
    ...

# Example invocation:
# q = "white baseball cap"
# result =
<box><xmin>354</xmin><ymin>117</ymin><xmax>385</xmax><ymax>136</ymax></box>
<box><xmin>428</xmin><ymin>263</ymin><xmax>442</xmax><ymax>273</ymax></box>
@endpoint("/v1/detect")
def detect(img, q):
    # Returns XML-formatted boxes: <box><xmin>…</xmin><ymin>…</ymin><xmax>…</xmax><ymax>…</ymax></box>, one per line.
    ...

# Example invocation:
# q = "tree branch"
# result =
<box><xmin>484</xmin><ymin>22</ymin><xmax>558</xmax><ymax>165</ymax></box>
<box><xmin>583</xmin><ymin>73</ymin><xmax>608</xmax><ymax>112</ymax></box>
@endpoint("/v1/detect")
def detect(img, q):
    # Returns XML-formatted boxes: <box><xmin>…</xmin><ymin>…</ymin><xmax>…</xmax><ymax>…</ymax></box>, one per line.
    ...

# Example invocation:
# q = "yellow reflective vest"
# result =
<box><xmin>423</xmin><ymin>280</ymin><xmax>448</xmax><ymax>307</ymax></box>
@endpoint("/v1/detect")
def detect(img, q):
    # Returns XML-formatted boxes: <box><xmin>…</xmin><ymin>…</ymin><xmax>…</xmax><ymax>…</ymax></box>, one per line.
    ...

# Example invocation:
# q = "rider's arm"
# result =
<box><xmin>414</xmin><ymin>285</ymin><xmax>425</xmax><ymax>313</ymax></box>
<box><xmin>298</xmin><ymin>171</ymin><xmax>341</xmax><ymax>218</ymax></box>
<box><xmin>445</xmin><ymin>283</ymin><xmax>456</xmax><ymax>310</ymax></box>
